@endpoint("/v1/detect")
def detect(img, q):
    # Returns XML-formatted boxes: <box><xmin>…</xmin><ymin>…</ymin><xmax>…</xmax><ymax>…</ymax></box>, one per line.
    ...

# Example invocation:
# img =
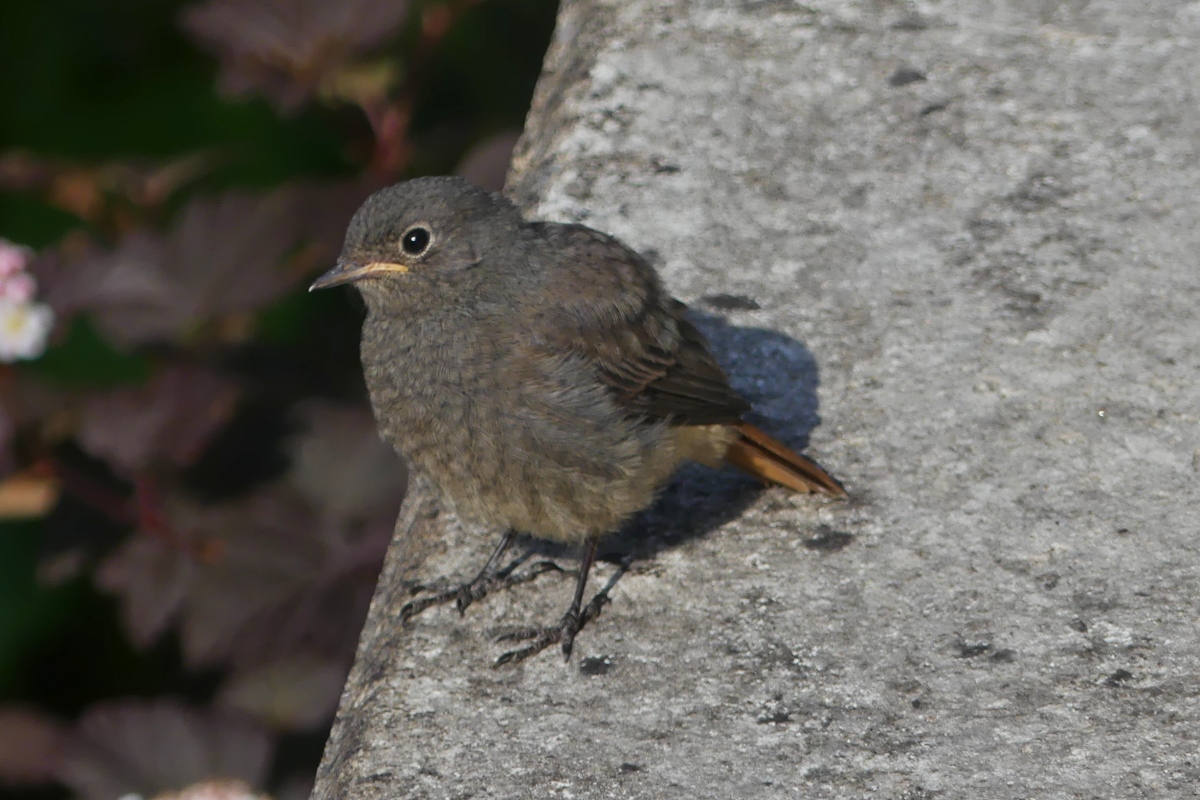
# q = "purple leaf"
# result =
<box><xmin>34</xmin><ymin>190</ymin><xmax>313</xmax><ymax>347</ymax></box>
<box><xmin>92</xmin><ymin>403</ymin><xmax>400</xmax><ymax>671</ymax></box>
<box><xmin>178</xmin><ymin>485</ymin><xmax>393</xmax><ymax>670</ymax></box>
<box><xmin>95</xmin><ymin>534</ymin><xmax>197</xmax><ymax>648</ymax></box>
<box><xmin>0</xmin><ymin>706</ymin><xmax>64</xmax><ymax>786</ymax></box>
<box><xmin>181</xmin><ymin>0</ymin><xmax>411</xmax><ymax>112</ymax></box>
<box><xmin>32</xmin><ymin>233</ymin><xmax>173</xmax><ymax>342</ymax></box>
<box><xmin>287</xmin><ymin>401</ymin><xmax>406</xmax><ymax>521</ymax></box>
<box><xmin>78</xmin><ymin>366</ymin><xmax>240</xmax><ymax>474</ymax></box>
<box><xmin>31</xmin><ymin>185</ymin><xmax>371</xmax><ymax>346</ymax></box>
<box><xmin>56</xmin><ymin>700</ymin><xmax>272</xmax><ymax>800</ymax></box>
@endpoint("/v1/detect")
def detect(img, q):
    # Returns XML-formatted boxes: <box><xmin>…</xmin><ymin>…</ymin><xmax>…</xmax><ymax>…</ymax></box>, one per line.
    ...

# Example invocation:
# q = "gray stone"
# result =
<box><xmin>313</xmin><ymin>1</ymin><xmax>1200</xmax><ymax>797</ymax></box>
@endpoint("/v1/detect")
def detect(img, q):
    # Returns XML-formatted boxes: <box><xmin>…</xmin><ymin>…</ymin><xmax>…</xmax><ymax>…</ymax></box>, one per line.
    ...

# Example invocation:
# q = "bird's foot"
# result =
<box><xmin>400</xmin><ymin>560</ymin><xmax>568</xmax><ymax>624</ymax></box>
<box><xmin>492</xmin><ymin>586</ymin><xmax>613</xmax><ymax>667</ymax></box>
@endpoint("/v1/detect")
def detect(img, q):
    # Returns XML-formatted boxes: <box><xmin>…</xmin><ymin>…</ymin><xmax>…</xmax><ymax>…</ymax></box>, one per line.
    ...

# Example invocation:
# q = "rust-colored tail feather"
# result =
<box><xmin>723</xmin><ymin>422</ymin><xmax>846</xmax><ymax>496</ymax></box>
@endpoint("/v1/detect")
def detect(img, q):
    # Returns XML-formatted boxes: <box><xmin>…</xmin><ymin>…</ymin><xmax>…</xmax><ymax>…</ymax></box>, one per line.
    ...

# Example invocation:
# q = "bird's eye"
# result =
<box><xmin>401</xmin><ymin>226</ymin><xmax>431</xmax><ymax>255</ymax></box>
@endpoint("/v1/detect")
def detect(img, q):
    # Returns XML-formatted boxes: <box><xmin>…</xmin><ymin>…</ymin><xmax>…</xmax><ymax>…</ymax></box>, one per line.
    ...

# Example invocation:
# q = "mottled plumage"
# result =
<box><xmin>311</xmin><ymin>176</ymin><xmax>844</xmax><ymax>663</ymax></box>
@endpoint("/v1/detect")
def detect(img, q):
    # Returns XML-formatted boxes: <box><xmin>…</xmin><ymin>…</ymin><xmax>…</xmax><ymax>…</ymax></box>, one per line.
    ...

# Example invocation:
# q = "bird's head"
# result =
<box><xmin>310</xmin><ymin>176</ymin><xmax>523</xmax><ymax>300</ymax></box>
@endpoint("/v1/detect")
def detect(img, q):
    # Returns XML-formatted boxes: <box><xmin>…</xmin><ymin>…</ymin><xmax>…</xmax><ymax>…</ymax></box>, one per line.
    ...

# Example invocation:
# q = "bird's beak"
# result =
<box><xmin>309</xmin><ymin>260</ymin><xmax>409</xmax><ymax>291</ymax></box>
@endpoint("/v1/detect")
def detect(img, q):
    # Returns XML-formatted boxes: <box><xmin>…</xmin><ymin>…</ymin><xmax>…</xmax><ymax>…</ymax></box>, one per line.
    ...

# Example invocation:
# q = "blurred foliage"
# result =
<box><xmin>0</xmin><ymin>0</ymin><xmax>556</xmax><ymax>797</ymax></box>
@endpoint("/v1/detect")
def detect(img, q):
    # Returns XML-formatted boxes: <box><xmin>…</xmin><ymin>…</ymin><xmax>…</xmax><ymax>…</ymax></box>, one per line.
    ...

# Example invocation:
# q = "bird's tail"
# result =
<box><xmin>723</xmin><ymin>422</ymin><xmax>846</xmax><ymax>496</ymax></box>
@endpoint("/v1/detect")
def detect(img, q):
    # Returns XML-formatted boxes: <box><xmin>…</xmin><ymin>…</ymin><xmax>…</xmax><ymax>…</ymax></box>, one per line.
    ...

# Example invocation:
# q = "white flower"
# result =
<box><xmin>0</xmin><ymin>300</ymin><xmax>54</xmax><ymax>361</ymax></box>
<box><xmin>152</xmin><ymin>779</ymin><xmax>270</xmax><ymax>800</ymax></box>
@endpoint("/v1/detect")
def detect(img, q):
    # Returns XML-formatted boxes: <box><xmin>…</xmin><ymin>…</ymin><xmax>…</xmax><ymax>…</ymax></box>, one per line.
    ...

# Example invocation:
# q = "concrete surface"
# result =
<box><xmin>312</xmin><ymin>1</ymin><xmax>1200</xmax><ymax>797</ymax></box>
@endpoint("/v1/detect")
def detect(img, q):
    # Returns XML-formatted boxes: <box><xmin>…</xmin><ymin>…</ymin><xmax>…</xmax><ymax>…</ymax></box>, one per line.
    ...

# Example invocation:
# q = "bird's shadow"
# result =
<box><xmin>521</xmin><ymin>307</ymin><xmax>826</xmax><ymax>564</ymax></box>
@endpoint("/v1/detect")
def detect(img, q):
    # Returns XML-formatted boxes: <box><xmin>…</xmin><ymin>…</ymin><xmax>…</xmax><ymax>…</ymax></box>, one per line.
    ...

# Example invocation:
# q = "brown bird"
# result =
<box><xmin>311</xmin><ymin>176</ymin><xmax>845</xmax><ymax>665</ymax></box>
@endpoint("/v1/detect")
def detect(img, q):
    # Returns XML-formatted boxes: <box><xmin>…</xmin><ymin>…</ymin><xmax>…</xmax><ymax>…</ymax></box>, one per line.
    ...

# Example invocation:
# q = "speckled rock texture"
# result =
<box><xmin>312</xmin><ymin>1</ymin><xmax>1200</xmax><ymax>797</ymax></box>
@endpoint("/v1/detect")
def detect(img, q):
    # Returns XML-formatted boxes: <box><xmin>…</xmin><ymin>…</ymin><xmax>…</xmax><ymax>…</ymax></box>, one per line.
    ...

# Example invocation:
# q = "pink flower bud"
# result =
<box><xmin>0</xmin><ymin>272</ymin><xmax>36</xmax><ymax>304</ymax></box>
<box><xmin>0</xmin><ymin>239</ymin><xmax>31</xmax><ymax>277</ymax></box>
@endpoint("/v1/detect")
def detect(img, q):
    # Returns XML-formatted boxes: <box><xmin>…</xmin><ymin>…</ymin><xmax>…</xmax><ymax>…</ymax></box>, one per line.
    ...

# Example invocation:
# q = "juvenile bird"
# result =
<box><xmin>311</xmin><ymin>176</ymin><xmax>845</xmax><ymax>665</ymax></box>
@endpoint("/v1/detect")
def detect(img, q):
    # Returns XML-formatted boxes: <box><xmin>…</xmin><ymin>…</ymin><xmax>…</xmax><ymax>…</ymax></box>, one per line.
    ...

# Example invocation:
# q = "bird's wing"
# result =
<box><xmin>520</xmin><ymin>224</ymin><xmax>749</xmax><ymax>426</ymax></box>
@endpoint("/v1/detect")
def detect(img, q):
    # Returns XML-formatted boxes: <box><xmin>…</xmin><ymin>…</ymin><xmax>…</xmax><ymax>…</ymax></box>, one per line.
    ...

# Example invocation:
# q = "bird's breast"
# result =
<box><xmin>360</xmin><ymin>310</ymin><xmax>509</xmax><ymax>470</ymax></box>
<box><xmin>356</xmin><ymin>307</ymin><xmax>683</xmax><ymax>541</ymax></box>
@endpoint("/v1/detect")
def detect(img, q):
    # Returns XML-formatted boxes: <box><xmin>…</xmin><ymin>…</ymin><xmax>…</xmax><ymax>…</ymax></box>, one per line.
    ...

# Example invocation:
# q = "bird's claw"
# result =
<box><xmin>399</xmin><ymin>560</ymin><xmax>569</xmax><ymax>625</ymax></box>
<box><xmin>492</xmin><ymin>589</ymin><xmax>611</xmax><ymax>668</ymax></box>
<box><xmin>399</xmin><ymin>591</ymin><xmax>453</xmax><ymax>624</ymax></box>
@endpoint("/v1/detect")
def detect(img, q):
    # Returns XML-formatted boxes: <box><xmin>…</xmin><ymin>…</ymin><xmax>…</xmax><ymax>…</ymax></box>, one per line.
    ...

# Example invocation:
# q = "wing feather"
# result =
<box><xmin>519</xmin><ymin>224</ymin><xmax>749</xmax><ymax>426</ymax></box>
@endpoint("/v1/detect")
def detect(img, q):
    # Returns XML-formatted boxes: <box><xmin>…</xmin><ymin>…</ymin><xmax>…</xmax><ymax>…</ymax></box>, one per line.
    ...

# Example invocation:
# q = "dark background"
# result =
<box><xmin>0</xmin><ymin>0</ymin><xmax>556</xmax><ymax>797</ymax></box>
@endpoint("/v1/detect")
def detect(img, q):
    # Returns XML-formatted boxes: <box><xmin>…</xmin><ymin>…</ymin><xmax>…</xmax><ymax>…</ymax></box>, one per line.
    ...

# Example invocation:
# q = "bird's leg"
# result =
<box><xmin>400</xmin><ymin>530</ymin><xmax>567</xmax><ymax>623</ymax></box>
<box><xmin>494</xmin><ymin>537</ymin><xmax>616</xmax><ymax>667</ymax></box>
